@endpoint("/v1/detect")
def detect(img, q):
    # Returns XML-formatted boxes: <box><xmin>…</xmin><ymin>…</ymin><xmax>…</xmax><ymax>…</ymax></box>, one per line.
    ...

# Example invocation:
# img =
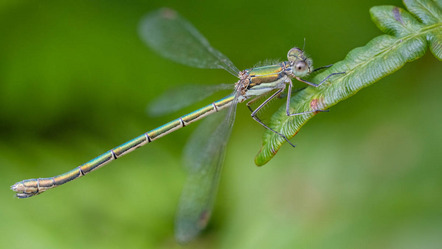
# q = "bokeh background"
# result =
<box><xmin>1</xmin><ymin>0</ymin><xmax>441</xmax><ymax>248</ymax></box>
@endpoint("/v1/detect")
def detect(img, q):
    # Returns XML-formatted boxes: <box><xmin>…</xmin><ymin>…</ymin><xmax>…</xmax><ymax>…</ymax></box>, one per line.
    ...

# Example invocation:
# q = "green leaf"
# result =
<box><xmin>403</xmin><ymin>0</ymin><xmax>442</xmax><ymax>25</ymax></box>
<box><xmin>428</xmin><ymin>29</ymin><xmax>442</xmax><ymax>59</ymax></box>
<box><xmin>404</xmin><ymin>0</ymin><xmax>442</xmax><ymax>59</ymax></box>
<box><xmin>255</xmin><ymin>0</ymin><xmax>442</xmax><ymax>166</ymax></box>
<box><xmin>371</xmin><ymin>6</ymin><xmax>423</xmax><ymax>36</ymax></box>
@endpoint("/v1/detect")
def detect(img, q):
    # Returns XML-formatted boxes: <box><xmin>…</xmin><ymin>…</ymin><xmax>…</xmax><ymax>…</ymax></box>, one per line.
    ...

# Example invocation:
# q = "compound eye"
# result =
<box><xmin>295</xmin><ymin>61</ymin><xmax>306</xmax><ymax>71</ymax></box>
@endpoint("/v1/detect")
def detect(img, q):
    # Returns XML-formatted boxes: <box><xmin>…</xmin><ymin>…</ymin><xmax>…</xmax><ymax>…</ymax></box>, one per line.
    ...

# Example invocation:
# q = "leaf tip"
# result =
<box><xmin>254</xmin><ymin>144</ymin><xmax>280</xmax><ymax>166</ymax></box>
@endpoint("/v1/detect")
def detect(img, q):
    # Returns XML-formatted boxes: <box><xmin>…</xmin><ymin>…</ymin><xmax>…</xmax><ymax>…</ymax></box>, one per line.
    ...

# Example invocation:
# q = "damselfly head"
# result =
<box><xmin>287</xmin><ymin>47</ymin><xmax>312</xmax><ymax>77</ymax></box>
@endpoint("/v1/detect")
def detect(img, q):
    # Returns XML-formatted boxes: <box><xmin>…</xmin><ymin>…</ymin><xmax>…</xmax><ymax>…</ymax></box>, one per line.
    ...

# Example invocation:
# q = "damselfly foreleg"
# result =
<box><xmin>295</xmin><ymin>71</ymin><xmax>345</xmax><ymax>87</ymax></box>
<box><xmin>311</xmin><ymin>64</ymin><xmax>332</xmax><ymax>73</ymax></box>
<box><xmin>285</xmin><ymin>70</ymin><xmax>346</xmax><ymax>115</ymax></box>
<box><xmin>285</xmin><ymin>79</ymin><xmax>329</xmax><ymax>117</ymax></box>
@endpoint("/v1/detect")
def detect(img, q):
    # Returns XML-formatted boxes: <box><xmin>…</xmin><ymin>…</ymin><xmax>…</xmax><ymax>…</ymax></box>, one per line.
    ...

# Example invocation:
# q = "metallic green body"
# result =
<box><xmin>12</xmin><ymin>94</ymin><xmax>236</xmax><ymax>198</ymax></box>
<box><xmin>246</xmin><ymin>63</ymin><xmax>285</xmax><ymax>87</ymax></box>
<box><xmin>241</xmin><ymin>63</ymin><xmax>289</xmax><ymax>99</ymax></box>
<box><xmin>11</xmin><ymin>63</ymin><xmax>295</xmax><ymax>198</ymax></box>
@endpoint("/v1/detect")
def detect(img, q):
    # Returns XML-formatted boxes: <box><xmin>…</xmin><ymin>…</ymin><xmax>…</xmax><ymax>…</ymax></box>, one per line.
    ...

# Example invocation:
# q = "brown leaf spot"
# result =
<box><xmin>198</xmin><ymin>210</ymin><xmax>211</xmax><ymax>229</ymax></box>
<box><xmin>310</xmin><ymin>97</ymin><xmax>325</xmax><ymax>111</ymax></box>
<box><xmin>393</xmin><ymin>7</ymin><xmax>403</xmax><ymax>25</ymax></box>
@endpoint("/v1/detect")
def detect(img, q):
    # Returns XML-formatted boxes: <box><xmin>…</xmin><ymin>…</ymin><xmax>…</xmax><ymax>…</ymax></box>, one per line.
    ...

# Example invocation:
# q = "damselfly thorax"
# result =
<box><xmin>237</xmin><ymin>47</ymin><xmax>315</xmax><ymax>101</ymax></box>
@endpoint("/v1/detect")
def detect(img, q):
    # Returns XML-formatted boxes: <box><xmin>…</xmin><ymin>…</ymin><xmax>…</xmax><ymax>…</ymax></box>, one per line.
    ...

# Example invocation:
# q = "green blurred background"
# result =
<box><xmin>1</xmin><ymin>0</ymin><xmax>441</xmax><ymax>248</ymax></box>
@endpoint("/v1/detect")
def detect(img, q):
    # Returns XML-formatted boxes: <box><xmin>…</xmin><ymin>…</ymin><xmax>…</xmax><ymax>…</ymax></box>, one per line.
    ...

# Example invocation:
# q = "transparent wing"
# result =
<box><xmin>175</xmin><ymin>93</ymin><xmax>238</xmax><ymax>243</ymax></box>
<box><xmin>147</xmin><ymin>84</ymin><xmax>233</xmax><ymax>117</ymax></box>
<box><xmin>139</xmin><ymin>8</ymin><xmax>240</xmax><ymax>76</ymax></box>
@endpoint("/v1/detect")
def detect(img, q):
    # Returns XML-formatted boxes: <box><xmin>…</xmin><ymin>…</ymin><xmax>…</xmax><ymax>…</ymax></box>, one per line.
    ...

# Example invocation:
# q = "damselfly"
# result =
<box><xmin>11</xmin><ymin>8</ymin><xmax>344</xmax><ymax>243</ymax></box>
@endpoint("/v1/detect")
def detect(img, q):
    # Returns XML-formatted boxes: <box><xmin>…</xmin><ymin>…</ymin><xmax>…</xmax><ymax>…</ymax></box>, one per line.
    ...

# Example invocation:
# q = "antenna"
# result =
<box><xmin>302</xmin><ymin>37</ymin><xmax>306</xmax><ymax>51</ymax></box>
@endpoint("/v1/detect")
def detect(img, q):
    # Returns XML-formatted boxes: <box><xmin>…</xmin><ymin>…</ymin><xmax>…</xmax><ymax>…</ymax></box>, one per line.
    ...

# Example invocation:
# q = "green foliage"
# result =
<box><xmin>255</xmin><ymin>0</ymin><xmax>442</xmax><ymax>166</ymax></box>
